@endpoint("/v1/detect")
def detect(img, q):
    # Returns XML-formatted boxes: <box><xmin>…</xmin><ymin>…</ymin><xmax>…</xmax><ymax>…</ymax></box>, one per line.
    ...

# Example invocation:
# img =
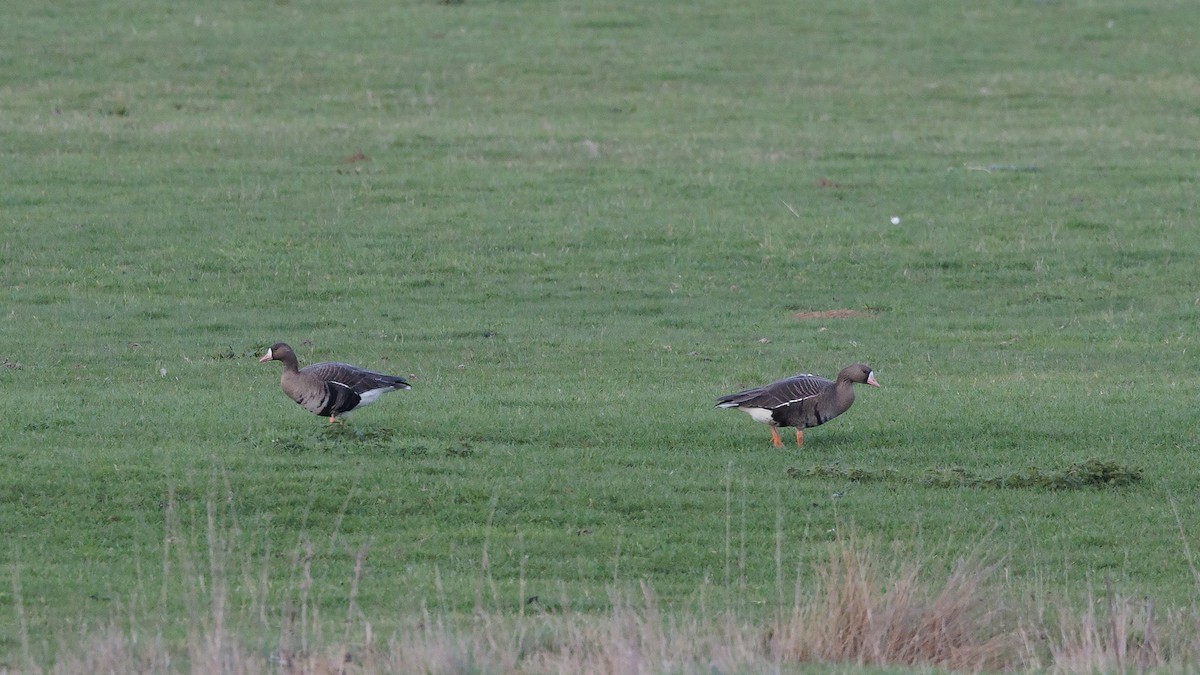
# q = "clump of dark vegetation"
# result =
<box><xmin>923</xmin><ymin>459</ymin><xmax>1142</xmax><ymax>489</ymax></box>
<box><xmin>791</xmin><ymin>459</ymin><xmax>1142</xmax><ymax>490</ymax></box>
<box><xmin>319</xmin><ymin>423</ymin><xmax>397</xmax><ymax>444</ymax></box>
<box><xmin>787</xmin><ymin>464</ymin><xmax>899</xmax><ymax>482</ymax></box>
<box><xmin>265</xmin><ymin>424</ymin><xmax>401</xmax><ymax>454</ymax></box>
<box><xmin>210</xmin><ymin>344</ymin><xmax>268</xmax><ymax>360</ymax></box>
<box><xmin>444</xmin><ymin>441</ymin><xmax>475</xmax><ymax>457</ymax></box>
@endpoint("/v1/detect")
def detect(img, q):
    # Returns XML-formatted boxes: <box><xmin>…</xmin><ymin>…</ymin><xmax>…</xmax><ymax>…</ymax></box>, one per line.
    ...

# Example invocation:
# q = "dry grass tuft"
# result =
<box><xmin>772</xmin><ymin>529</ymin><xmax>1015</xmax><ymax>672</ymax></box>
<box><xmin>1019</xmin><ymin>582</ymin><xmax>1200</xmax><ymax>674</ymax></box>
<box><xmin>17</xmin><ymin>511</ymin><xmax>1200</xmax><ymax>674</ymax></box>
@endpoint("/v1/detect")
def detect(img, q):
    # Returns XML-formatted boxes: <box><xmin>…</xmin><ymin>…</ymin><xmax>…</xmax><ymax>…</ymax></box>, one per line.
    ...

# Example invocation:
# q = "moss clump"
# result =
<box><xmin>792</xmin><ymin>459</ymin><xmax>1142</xmax><ymax>490</ymax></box>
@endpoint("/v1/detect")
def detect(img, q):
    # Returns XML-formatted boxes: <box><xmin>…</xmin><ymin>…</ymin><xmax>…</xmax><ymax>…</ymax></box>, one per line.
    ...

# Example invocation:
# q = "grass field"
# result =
<box><xmin>3</xmin><ymin>0</ymin><xmax>1200</xmax><ymax>670</ymax></box>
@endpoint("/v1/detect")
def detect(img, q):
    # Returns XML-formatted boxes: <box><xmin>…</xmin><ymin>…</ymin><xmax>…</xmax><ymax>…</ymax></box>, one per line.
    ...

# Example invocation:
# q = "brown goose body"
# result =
<box><xmin>716</xmin><ymin>363</ymin><xmax>879</xmax><ymax>447</ymax></box>
<box><xmin>259</xmin><ymin>343</ymin><xmax>411</xmax><ymax>422</ymax></box>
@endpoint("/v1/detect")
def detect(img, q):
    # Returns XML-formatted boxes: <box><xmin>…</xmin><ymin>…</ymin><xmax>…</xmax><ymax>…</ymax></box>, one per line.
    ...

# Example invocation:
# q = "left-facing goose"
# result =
<box><xmin>259</xmin><ymin>342</ymin><xmax>411</xmax><ymax>423</ymax></box>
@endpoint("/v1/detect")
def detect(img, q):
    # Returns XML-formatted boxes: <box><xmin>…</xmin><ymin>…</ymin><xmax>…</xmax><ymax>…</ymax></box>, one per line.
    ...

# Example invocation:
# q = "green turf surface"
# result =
<box><xmin>2</xmin><ymin>0</ymin><xmax>1200</xmax><ymax>663</ymax></box>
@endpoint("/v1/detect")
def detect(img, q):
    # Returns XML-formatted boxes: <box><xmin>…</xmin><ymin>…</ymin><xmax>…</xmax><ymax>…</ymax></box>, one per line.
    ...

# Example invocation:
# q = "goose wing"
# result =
<box><xmin>301</xmin><ymin>362</ymin><xmax>411</xmax><ymax>395</ymax></box>
<box><xmin>716</xmin><ymin>374</ymin><xmax>832</xmax><ymax>410</ymax></box>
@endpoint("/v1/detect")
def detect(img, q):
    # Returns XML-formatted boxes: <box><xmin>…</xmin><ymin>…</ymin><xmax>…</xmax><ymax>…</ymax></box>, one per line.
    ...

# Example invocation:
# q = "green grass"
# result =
<box><xmin>3</xmin><ymin>0</ymin><xmax>1200</xmax><ymax>668</ymax></box>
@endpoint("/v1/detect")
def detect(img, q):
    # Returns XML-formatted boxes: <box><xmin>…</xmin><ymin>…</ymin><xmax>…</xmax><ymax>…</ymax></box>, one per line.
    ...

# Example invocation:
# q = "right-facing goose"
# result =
<box><xmin>259</xmin><ymin>343</ymin><xmax>411</xmax><ymax>423</ymax></box>
<box><xmin>716</xmin><ymin>363</ymin><xmax>879</xmax><ymax>448</ymax></box>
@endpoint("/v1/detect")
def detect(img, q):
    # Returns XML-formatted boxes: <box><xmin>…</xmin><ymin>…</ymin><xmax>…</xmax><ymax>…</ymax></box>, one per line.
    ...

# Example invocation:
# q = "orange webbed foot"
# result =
<box><xmin>770</xmin><ymin>427</ymin><xmax>783</xmax><ymax>448</ymax></box>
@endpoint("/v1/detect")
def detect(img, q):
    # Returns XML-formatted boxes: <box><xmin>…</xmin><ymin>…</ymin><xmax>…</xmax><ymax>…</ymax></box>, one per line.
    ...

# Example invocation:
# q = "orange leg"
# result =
<box><xmin>329</xmin><ymin>415</ymin><xmax>339</xmax><ymax>424</ymax></box>
<box><xmin>770</xmin><ymin>427</ymin><xmax>783</xmax><ymax>448</ymax></box>
<box><xmin>795</xmin><ymin>429</ymin><xmax>804</xmax><ymax>448</ymax></box>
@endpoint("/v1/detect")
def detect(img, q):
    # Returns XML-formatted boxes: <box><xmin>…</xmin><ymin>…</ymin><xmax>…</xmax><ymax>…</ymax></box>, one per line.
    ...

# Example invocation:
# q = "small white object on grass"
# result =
<box><xmin>890</xmin><ymin>216</ymin><xmax>901</xmax><ymax>225</ymax></box>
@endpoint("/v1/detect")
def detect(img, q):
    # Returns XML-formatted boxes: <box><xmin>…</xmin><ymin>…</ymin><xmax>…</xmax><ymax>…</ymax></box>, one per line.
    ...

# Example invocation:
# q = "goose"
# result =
<box><xmin>259</xmin><ymin>343</ymin><xmax>411</xmax><ymax>423</ymax></box>
<box><xmin>716</xmin><ymin>363</ymin><xmax>879</xmax><ymax>448</ymax></box>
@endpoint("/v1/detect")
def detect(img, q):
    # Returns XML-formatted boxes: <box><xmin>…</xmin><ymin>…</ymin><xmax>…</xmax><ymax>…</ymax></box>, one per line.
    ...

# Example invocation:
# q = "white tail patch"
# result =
<box><xmin>357</xmin><ymin>387</ymin><xmax>395</xmax><ymax>406</ymax></box>
<box><xmin>742</xmin><ymin>407</ymin><xmax>774</xmax><ymax>424</ymax></box>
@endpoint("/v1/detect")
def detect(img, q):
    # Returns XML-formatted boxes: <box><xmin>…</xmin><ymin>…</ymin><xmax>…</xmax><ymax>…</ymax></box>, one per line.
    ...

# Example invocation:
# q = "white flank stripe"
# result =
<box><xmin>771</xmin><ymin>393</ymin><xmax>817</xmax><ymax>409</ymax></box>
